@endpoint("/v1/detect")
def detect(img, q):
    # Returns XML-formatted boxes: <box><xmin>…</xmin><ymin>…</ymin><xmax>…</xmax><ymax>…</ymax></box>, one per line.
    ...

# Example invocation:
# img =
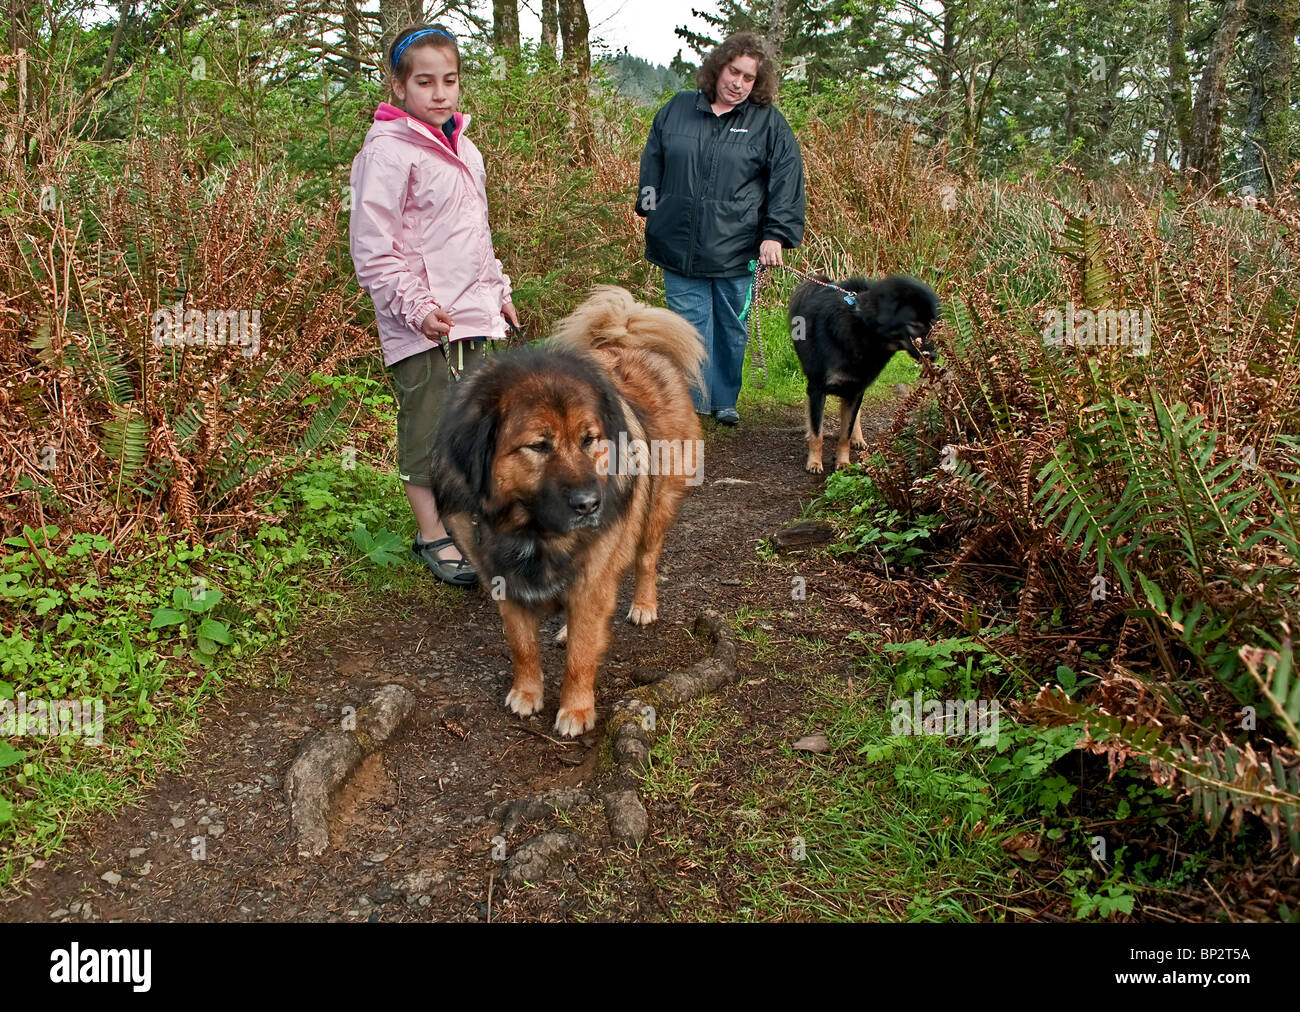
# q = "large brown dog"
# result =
<box><xmin>430</xmin><ymin>287</ymin><xmax>705</xmax><ymax>737</ymax></box>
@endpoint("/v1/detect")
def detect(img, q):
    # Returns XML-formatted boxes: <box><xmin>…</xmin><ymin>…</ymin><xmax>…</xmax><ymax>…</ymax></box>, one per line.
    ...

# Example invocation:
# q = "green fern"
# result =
<box><xmin>1034</xmin><ymin>393</ymin><xmax>1293</xmax><ymax>699</ymax></box>
<box><xmin>266</xmin><ymin>370</ymin><xmax>306</xmax><ymax>403</ymax></box>
<box><xmin>135</xmin><ymin>461</ymin><xmax>175</xmax><ymax>501</ymax></box>
<box><xmin>62</xmin><ymin>334</ymin><xmax>137</xmax><ymax>407</ymax></box>
<box><xmin>172</xmin><ymin>402</ymin><xmax>206</xmax><ymax>448</ymax></box>
<box><xmin>99</xmin><ymin>404</ymin><xmax>149</xmax><ymax>486</ymax></box>
<box><xmin>213</xmin><ymin>455</ymin><xmax>275</xmax><ymax>498</ymax></box>
<box><xmin>946</xmin><ymin>296</ymin><xmax>978</xmax><ymax>351</ymax></box>
<box><xmin>1243</xmin><ymin>638</ymin><xmax>1300</xmax><ymax>750</ymax></box>
<box><xmin>11</xmin><ymin>378</ymin><xmax>48</xmax><ymax>428</ymax></box>
<box><xmin>297</xmin><ymin>393</ymin><xmax>348</xmax><ymax>454</ymax></box>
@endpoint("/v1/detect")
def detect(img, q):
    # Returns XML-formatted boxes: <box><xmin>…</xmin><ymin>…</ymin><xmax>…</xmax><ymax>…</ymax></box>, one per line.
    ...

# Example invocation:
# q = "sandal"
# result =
<box><xmin>412</xmin><ymin>535</ymin><xmax>477</xmax><ymax>587</ymax></box>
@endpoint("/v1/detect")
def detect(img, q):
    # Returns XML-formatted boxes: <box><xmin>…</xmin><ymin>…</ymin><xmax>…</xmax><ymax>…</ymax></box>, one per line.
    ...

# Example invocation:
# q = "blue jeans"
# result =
<box><xmin>663</xmin><ymin>269</ymin><xmax>754</xmax><ymax>414</ymax></box>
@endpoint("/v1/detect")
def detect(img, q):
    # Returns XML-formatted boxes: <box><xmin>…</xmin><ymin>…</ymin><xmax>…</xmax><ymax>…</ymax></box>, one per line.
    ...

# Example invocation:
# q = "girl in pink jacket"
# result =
<box><xmin>349</xmin><ymin>23</ymin><xmax>518</xmax><ymax>587</ymax></box>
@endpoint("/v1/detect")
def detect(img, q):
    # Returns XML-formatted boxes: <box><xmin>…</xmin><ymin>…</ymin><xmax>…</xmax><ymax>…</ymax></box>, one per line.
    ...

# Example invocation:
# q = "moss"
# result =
<box><xmin>351</xmin><ymin>729</ymin><xmax>375</xmax><ymax>753</ymax></box>
<box><xmin>597</xmin><ymin>686</ymin><xmax>672</xmax><ymax>771</ymax></box>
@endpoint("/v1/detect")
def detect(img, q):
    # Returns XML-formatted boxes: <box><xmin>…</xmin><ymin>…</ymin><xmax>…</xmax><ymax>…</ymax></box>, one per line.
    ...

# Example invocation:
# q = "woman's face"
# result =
<box><xmin>393</xmin><ymin>45</ymin><xmax>460</xmax><ymax>129</ymax></box>
<box><xmin>714</xmin><ymin>54</ymin><xmax>758</xmax><ymax>108</ymax></box>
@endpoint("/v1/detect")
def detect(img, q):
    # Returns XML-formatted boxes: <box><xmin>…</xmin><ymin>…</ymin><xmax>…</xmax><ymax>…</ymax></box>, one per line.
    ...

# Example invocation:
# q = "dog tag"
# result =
<box><xmin>842</xmin><ymin>294</ymin><xmax>857</xmax><ymax>307</ymax></box>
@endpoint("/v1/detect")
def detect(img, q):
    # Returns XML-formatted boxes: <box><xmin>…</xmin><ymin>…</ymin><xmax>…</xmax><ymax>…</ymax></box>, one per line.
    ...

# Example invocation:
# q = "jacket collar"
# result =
<box><xmin>374</xmin><ymin>102</ymin><xmax>469</xmax><ymax>156</ymax></box>
<box><xmin>695</xmin><ymin>89</ymin><xmax>750</xmax><ymax>116</ymax></box>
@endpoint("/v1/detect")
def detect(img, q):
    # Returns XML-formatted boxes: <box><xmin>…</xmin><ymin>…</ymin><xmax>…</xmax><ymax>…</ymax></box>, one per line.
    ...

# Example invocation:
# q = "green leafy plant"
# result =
<box><xmin>837</xmin><ymin>506</ymin><xmax>943</xmax><ymax>567</ymax></box>
<box><xmin>987</xmin><ymin>722</ymin><xmax>1080</xmax><ymax>815</ymax></box>
<box><xmin>872</xmin><ymin>635</ymin><xmax>1004</xmax><ymax>697</ymax></box>
<box><xmin>1065</xmin><ymin>859</ymin><xmax>1138</xmax><ymax>920</ymax></box>
<box><xmin>349</xmin><ymin>525</ymin><xmax>405</xmax><ymax>568</ymax></box>
<box><xmin>149</xmin><ymin>586</ymin><xmax>231</xmax><ymax>665</ymax></box>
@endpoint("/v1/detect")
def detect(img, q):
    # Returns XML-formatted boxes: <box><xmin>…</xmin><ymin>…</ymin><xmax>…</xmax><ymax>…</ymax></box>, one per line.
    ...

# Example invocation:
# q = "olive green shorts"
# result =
<box><xmin>389</xmin><ymin>339</ymin><xmax>491</xmax><ymax>488</ymax></box>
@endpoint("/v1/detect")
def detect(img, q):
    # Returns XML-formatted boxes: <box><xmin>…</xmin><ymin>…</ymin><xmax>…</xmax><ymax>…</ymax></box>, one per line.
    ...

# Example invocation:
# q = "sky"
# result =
<box><xmin>515</xmin><ymin>0</ymin><xmax>717</xmax><ymax>67</ymax></box>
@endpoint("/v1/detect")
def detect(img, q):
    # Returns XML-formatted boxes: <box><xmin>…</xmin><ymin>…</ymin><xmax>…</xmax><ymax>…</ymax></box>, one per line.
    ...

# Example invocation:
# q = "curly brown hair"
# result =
<box><xmin>696</xmin><ymin>32</ymin><xmax>779</xmax><ymax>107</ymax></box>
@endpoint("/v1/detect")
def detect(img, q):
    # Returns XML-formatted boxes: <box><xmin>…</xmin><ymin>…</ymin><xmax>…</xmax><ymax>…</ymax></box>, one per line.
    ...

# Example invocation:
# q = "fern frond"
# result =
<box><xmin>1240</xmin><ymin>637</ymin><xmax>1300</xmax><ymax>749</ymax></box>
<box><xmin>297</xmin><ymin>393</ymin><xmax>349</xmax><ymax>454</ymax></box>
<box><xmin>1031</xmin><ymin>686</ymin><xmax>1300</xmax><ymax>855</ymax></box>
<box><xmin>99</xmin><ymin>405</ymin><xmax>149</xmax><ymax>485</ymax></box>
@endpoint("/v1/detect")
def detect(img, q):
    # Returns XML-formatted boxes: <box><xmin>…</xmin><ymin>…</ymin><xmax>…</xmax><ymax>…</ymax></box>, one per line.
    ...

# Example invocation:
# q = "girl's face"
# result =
<box><xmin>393</xmin><ymin>45</ymin><xmax>460</xmax><ymax>129</ymax></box>
<box><xmin>715</xmin><ymin>54</ymin><xmax>758</xmax><ymax>108</ymax></box>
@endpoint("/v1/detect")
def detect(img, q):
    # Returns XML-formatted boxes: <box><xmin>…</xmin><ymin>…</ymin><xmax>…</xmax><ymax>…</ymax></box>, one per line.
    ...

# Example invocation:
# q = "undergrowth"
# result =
<box><xmin>0</xmin><ymin>441</ymin><xmax>423</xmax><ymax>889</ymax></box>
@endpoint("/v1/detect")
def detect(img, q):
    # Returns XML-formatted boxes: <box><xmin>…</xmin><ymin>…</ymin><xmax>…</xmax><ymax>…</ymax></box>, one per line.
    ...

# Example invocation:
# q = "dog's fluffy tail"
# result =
<box><xmin>549</xmin><ymin>285</ymin><xmax>706</xmax><ymax>393</ymax></box>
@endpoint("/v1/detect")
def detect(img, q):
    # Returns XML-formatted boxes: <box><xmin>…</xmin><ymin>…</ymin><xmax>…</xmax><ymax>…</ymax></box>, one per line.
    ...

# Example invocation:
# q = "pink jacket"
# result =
<box><xmin>349</xmin><ymin>103</ymin><xmax>512</xmax><ymax>367</ymax></box>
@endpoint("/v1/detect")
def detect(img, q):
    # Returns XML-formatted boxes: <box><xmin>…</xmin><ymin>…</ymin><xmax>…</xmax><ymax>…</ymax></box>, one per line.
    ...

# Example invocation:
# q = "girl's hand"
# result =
<box><xmin>758</xmin><ymin>239</ymin><xmax>784</xmax><ymax>267</ymax></box>
<box><xmin>421</xmin><ymin>308</ymin><xmax>454</xmax><ymax>340</ymax></box>
<box><xmin>502</xmin><ymin>301</ymin><xmax>520</xmax><ymax>329</ymax></box>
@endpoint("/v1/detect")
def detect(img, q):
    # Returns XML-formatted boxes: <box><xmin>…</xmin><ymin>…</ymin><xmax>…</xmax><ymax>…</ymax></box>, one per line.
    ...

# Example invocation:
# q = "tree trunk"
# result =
<box><xmin>1063</xmin><ymin>60</ymin><xmax>1078</xmax><ymax>153</ymax></box>
<box><xmin>559</xmin><ymin>0</ymin><xmax>590</xmax><ymax>77</ymax></box>
<box><xmin>959</xmin><ymin>48</ymin><xmax>1009</xmax><ymax>178</ymax></box>
<box><xmin>960</xmin><ymin>64</ymin><xmax>979</xmax><ymax>176</ymax></box>
<box><xmin>1153</xmin><ymin>119</ymin><xmax>1168</xmax><ymax>167</ymax></box>
<box><xmin>1258</xmin><ymin>0</ymin><xmax>1298</xmax><ymax>196</ymax></box>
<box><xmin>5</xmin><ymin>0</ymin><xmax>31</xmax><ymax>56</ymax></box>
<box><xmin>934</xmin><ymin>1</ymin><xmax>958</xmax><ymax>144</ymax></box>
<box><xmin>1242</xmin><ymin>0</ymin><xmax>1266</xmax><ymax>194</ymax></box>
<box><xmin>379</xmin><ymin>0</ymin><xmax>423</xmax><ymax>69</ymax></box>
<box><xmin>1094</xmin><ymin>51</ymin><xmax>1120</xmax><ymax>166</ymax></box>
<box><xmin>558</xmin><ymin>0</ymin><xmax>592</xmax><ymax>163</ymax></box>
<box><xmin>342</xmin><ymin>0</ymin><xmax>362</xmax><ymax>78</ymax></box>
<box><xmin>1186</xmin><ymin>0</ymin><xmax>1248</xmax><ymax>188</ymax></box>
<box><xmin>98</xmin><ymin>0</ymin><xmax>133</xmax><ymax>86</ymax></box>
<box><xmin>1166</xmin><ymin>0</ymin><xmax>1193</xmax><ymax>168</ymax></box>
<box><xmin>766</xmin><ymin>0</ymin><xmax>788</xmax><ymax>65</ymax></box>
<box><xmin>540</xmin><ymin>0</ymin><xmax>559</xmax><ymax>59</ymax></box>
<box><xmin>492</xmin><ymin>0</ymin><xmax>520</xmax><ymax>50</ymax></box>
<box><xmin>1</xmin><ymin>41</ymin><xmax>27</xmax><ymax>171</ymax></box>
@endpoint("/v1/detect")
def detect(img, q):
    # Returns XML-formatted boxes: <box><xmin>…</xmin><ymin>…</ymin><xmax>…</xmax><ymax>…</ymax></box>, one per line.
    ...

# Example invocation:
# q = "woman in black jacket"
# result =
<box><xmin>637</xmin><ymin>32</ymin><xmax>806</xmax><ymax>426</ymax></box>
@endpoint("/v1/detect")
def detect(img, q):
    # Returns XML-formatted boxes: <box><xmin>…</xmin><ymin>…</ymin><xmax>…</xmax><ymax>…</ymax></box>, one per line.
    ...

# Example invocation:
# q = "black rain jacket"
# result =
<box><xmin>637</xmin><ymin>90</ymin><xmax>806</xmax><ymax>278</ymax></box>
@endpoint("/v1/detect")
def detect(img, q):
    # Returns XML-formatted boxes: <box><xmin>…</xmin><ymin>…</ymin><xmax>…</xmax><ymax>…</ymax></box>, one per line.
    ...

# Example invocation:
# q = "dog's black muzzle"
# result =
<box><xmin>534</xmin><ymin>480</ymin><xmax>603</xmax><ymax>535</ymax></box>
<box><xmin>567</xmin><ymin>487</ymin><xmax>602</xmax><ymax>530</ymax></box>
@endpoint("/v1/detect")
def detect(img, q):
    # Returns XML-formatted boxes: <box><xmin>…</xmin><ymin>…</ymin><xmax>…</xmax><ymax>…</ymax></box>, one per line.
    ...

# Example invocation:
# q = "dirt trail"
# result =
<box><xmin>1</xmin><ymin>403</ymin><xmax>887</xmax><ymax>923</ymax></box>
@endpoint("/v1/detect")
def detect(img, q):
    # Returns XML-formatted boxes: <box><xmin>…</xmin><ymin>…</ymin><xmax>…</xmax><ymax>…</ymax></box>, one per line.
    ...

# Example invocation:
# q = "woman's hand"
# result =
<box><xmin>501</xmin><ymin>301</ymin><xmax>520</xmax><ymax>330</ymax></box>
<box><xmin>421</xmin><ymin>308</ymin><xmax>454</xmax><ymax>340</ymax></box>
<box><xmin>758</xmin><ymin>239</ymin><xmax>784</xmax><ymax>267</ymax></box>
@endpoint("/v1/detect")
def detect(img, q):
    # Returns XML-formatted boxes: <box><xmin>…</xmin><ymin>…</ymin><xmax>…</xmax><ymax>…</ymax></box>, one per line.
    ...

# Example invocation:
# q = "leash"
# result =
<box><xmin>432</xmin><ymin>331</ymin><xmax>464</xmax><ymax>382</ymax></box>
<box><xmin>745</xmin><ymin>260</ymin><xmax>861</xmax><ymax>390</ymax></box>
<box><xmin>434</xmin><ymin>315</ymin><xmax>529</xmax><ymax>382</ymax></box>
<box><xmin>503</xmin><ymin>316</ymin><xmax>527</xmax><ymax>346</ymax></box>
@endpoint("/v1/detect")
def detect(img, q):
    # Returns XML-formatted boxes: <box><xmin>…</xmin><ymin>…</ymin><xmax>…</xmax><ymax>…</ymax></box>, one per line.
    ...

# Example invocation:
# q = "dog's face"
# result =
<box><xmin>861</xmin><ymin>277</ymin><xmax>941</xmax><ymax>362</ymax></box>
<box><xmin>493</xmin><ymin>388</ymin><xmax>608</xmax><ymax>535</ymax></box>
<box><xmin>434</xmin><ymin>349</ymin><xmax>630</xmax><ymax>539</ymax></box>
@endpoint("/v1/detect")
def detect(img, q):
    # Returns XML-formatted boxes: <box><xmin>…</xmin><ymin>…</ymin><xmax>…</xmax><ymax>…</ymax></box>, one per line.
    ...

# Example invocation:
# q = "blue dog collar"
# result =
<box><xmin>392</xmin><ymin>28</ymin><xmax>455</xmax><ymax>70</ymax></box>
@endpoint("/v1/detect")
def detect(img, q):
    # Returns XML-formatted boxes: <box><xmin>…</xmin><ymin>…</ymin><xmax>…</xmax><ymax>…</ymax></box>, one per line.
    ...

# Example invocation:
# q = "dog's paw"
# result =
<box><xmin>850</xmin><ymin>435</ymin><xmax>868</xmax><ymax>450</ymax></box>
<box><xmin>554</xmin><ymin>703</ymin><xmax>595</xmax><ymax>738</ymax></box>
<box><xmin>505</xmin><ymin>685</ymin><xmax>544</xmax><ymax>718</ymax></box>
<box><xmin>627</xmin><ymin>602</ymin><xmax>657</xmax><ymax>625</ymax></box>
<box><xmin>554</xmin><ymin>623</ymin><xmax>568</xmax><ymax>646</ymax></box>
<box><xmin>805</xmin><ymin>459</ymin><xmax>824</xmax><ymax>474</ymax></box>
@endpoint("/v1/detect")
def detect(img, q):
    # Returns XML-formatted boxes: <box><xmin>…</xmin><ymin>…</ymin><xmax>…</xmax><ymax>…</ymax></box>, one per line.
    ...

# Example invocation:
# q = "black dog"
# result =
<box><xmin>788</xmin><ymin>275</ymin><xmax>940</xmax><ymax>473</ymax></box>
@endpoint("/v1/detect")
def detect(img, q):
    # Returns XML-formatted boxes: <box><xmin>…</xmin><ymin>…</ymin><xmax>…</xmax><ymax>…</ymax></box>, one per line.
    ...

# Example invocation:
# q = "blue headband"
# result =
<box><xmin>392</xmin><ymin>28</ymin><xmax>455</xmax><ymax>70</ymax></box>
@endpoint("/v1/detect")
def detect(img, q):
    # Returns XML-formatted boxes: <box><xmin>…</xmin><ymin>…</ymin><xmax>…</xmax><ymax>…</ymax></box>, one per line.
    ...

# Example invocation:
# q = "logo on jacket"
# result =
<box><xmin>729</xmin><ymin>128</ymin><xmax>749</xmax><ymax>133</ymax></box>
